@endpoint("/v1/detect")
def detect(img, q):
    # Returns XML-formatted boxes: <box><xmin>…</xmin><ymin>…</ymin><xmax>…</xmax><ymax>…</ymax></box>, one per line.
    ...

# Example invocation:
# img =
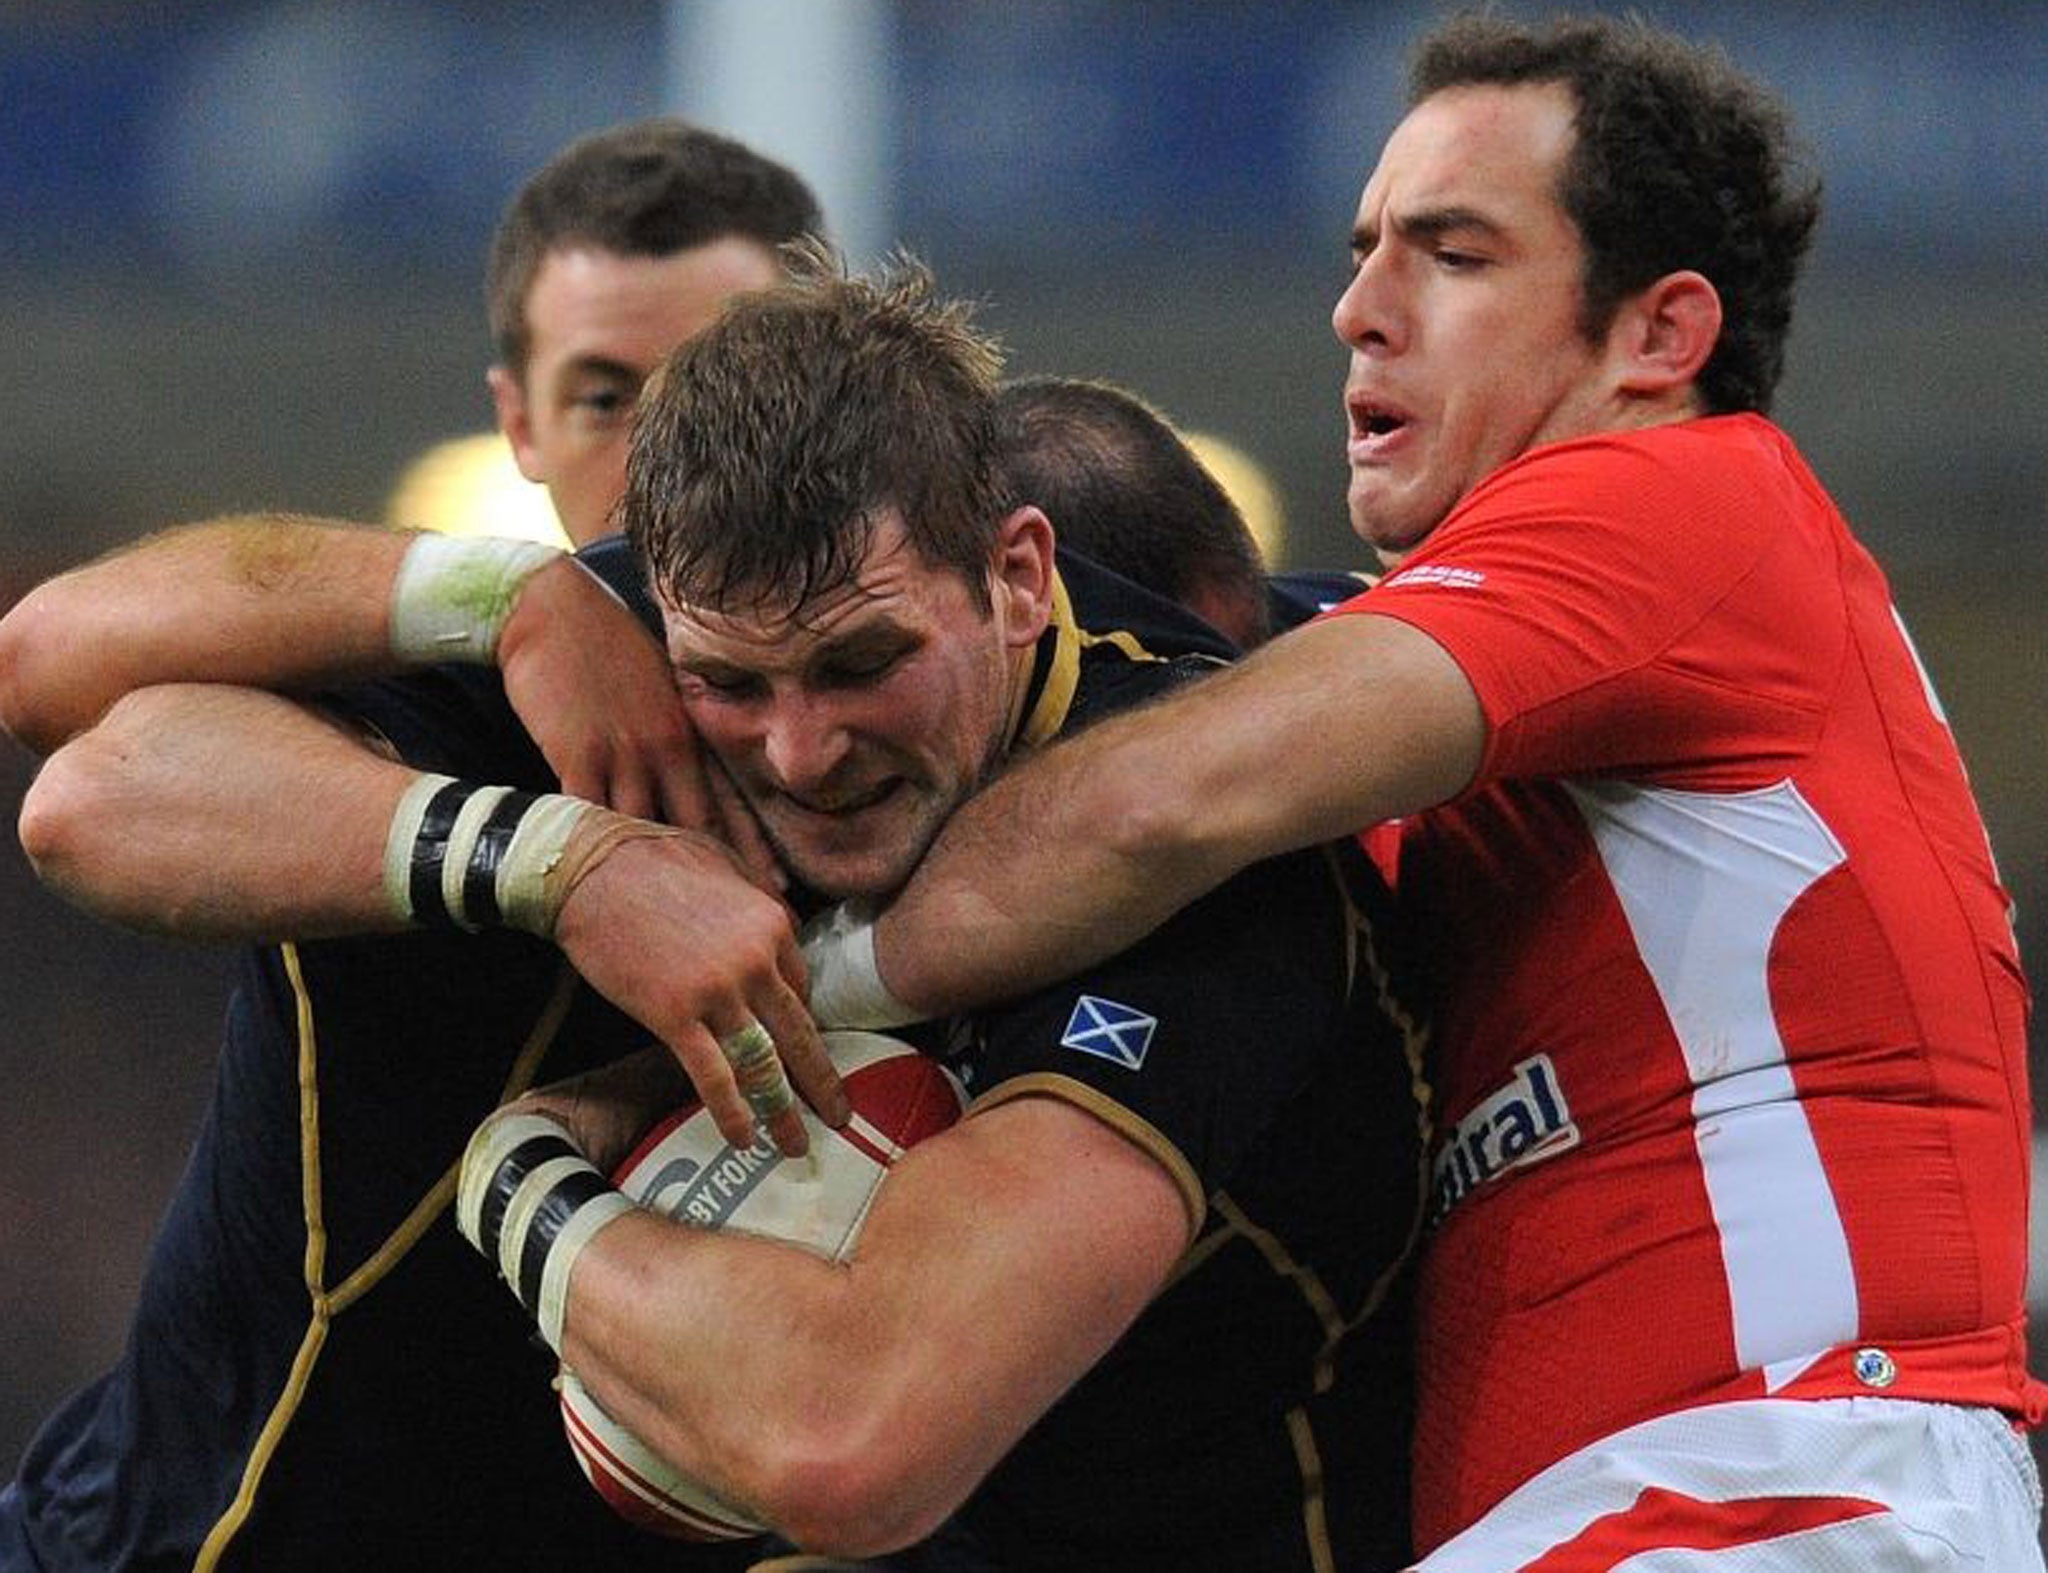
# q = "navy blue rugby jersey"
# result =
<box><xmin>1267</xmin><ymin>567</ymin><xmax>1380</xmax><ymax>634</ymax></box>
<box><xmin>902</xmin><ymin>566</ymin><xmax>1424</xmax><ymax>1573</ymax></box>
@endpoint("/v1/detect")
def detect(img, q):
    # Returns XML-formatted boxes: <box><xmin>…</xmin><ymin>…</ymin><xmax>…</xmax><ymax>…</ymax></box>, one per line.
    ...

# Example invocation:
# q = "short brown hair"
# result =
<box><xmin>1413</xmin><ymin>12</ymin><xmax>1821</xmax><ymax>414</ymax></box>
<box><xmin>625</xmin><ymin>245</ymin><xmax>1013</xmax><ymax>618</ymax></box>
<box><xmin>485</xmin><ymin>119</ymin><xmax>822</xmax><ymax>377</ymax></box>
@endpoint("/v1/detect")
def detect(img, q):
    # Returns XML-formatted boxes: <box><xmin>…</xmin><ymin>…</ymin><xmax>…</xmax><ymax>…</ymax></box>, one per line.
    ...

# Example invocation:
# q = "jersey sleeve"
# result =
<box><xmin>1344</xmin><ymin>418</ymin><xmax>1842</xmax><ymax>791</ymax></box>
<box><xmin>327</xmin><ymin>663</ymin><xmax>551</xmax><ymax>787</ymax></box>
<box><xmin>953</xmin><ymin>844</ymin><xmax>1358</xmax><ymax>1231</ymax></box>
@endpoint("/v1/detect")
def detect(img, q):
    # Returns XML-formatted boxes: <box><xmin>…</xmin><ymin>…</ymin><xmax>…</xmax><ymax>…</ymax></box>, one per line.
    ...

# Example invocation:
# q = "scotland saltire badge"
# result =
<box><xmin>1059</xmin><ymin>995</ymin><xmax>1159</xmax><ymax>1071</ymax></box>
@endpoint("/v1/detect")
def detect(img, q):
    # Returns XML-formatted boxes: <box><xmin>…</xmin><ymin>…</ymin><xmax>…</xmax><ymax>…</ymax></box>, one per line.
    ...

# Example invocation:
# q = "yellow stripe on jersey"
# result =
<box><xmin>196</xmin><ymin>950</ymin><xmax>582</xmax><ymax>1568</ymax></box>
<box><xmin>1285</xmin><ymin>1405</ymin><xmax>1338</xmax><ymax>1573</ymax></box>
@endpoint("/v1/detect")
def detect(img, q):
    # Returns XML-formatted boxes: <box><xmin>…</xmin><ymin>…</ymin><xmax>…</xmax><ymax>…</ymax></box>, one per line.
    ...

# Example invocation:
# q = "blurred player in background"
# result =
<box><xmin>0</xmin><ymin>119</ymin><xmax>821</xmax><ymax>1573</ymax></box>
<box><xmin>993</xmin><ymin>376</ymin><xmax>1273</xmax><ymax>649</ymax></box>
<box><xmin>482</xmin><ymin>118</ymin><xmax>822</xmax><ymax>547</ymax></box>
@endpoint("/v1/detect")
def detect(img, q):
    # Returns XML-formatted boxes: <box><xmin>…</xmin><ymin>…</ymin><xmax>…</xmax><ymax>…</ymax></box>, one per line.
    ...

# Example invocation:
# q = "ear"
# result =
<box><xmin>1610</xmin><ymin>270</ymin><xmax>1722</xmax><ymax>403</ymax></box>
<box><xmin>989</xmin><ymin>506</ymin><xmax>1057</xmax><ymax>650</ymax></box>
<box><xmin>486</xmin><ymin>364</ymin><xmax>545</xmax><ymax>483</ymax></box>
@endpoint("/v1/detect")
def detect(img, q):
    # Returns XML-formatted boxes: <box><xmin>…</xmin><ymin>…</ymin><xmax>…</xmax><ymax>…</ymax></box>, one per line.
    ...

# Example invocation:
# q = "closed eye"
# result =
<box><xmin>680</xmin><ymin>668</ymin><xmax>766</xmax><ymax>702</ymax></box>
<box><xmin>815</xmin><ymin>650</ymin><xmax>904</xmax><ymax>690</ymax></box>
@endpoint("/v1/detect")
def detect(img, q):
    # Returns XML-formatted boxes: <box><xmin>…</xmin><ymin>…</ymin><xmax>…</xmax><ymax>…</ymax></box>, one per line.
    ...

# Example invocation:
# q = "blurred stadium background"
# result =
<box><xmin>2</xmin><ymin>0</ymin><xmax>2043</xmax><ymax>1513</ymax></box>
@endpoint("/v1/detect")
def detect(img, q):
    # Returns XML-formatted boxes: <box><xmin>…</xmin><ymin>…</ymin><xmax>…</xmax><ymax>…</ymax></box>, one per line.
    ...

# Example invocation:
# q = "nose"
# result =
<box><xmin>760</xmin><ymin>695</ymin><xmax>852</xmax><ymax>795</ymax></box>
<box><xmin>1331</xmin><ymin>252</ymin><xmax>1398</xmax><ymax>355</ymax></box>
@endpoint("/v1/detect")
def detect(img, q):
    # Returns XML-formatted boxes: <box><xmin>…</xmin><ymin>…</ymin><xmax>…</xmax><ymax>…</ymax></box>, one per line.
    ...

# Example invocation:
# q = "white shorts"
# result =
<box><xmin>1414</xmin><ymin>1397</ymin><xmax>2044</xmax><ymax>1571</ymax></box>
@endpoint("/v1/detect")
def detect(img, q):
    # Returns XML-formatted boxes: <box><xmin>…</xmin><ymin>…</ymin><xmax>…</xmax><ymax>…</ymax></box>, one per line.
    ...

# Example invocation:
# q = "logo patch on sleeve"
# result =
<box><xmin>1058</xmin><ymin>995</ymin><xmax>1159</xmax><ymax>1071</ymax></box>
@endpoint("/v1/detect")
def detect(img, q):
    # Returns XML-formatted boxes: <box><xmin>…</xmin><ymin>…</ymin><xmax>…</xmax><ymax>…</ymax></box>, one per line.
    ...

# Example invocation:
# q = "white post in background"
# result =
<box><xmin>664</xmin><ymin>0</ymin><xmax>898</xmax><ymax>269</ymax></box>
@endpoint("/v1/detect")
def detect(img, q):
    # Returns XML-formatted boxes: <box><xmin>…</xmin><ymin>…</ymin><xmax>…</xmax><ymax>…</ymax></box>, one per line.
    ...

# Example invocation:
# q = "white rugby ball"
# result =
<box><xmin>559</xmin><ymin>1028</ymin><xmax>965</xmax><ymax>1540</ymax></box>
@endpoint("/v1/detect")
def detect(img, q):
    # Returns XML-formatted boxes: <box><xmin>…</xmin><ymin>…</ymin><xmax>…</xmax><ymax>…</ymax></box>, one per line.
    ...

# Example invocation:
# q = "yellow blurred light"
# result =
<box><xmin>1182</xmin><ymin>430</ymin><xmax>1286</xmax><ymax>566</ymax></box>
<box><xmin>386</xmin><ymin>433</ymin><xmax>569</xmax><ymax>547</ymax></box>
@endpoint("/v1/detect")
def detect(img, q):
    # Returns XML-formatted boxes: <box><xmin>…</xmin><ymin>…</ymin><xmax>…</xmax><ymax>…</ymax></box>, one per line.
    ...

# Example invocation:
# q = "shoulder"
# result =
<box><xmin>1057</xmin><ymin>546</ymin><xmax>1238</xmax><ymax>662</ymax></box>
<box><xmin>1447</xmin><ymin>414</ymin><xmax>1800</xmax><ymax>541</ymax></box>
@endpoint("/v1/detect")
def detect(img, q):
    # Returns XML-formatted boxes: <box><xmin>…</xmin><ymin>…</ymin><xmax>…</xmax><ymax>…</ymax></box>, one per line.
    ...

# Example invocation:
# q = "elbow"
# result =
<box><xmin>700</xmin><ymin>1367</ymin><xmax>981</xmax><ymax>1558</ymax></box>
<box><xmin>0</xmin><ymin>585</ymin><xmax>67</xmax><ymax>755</ymax></box>
<box><xmin>1090</xmin><ymin>739</ymin><xmax>1233</xmax><ymax>885</ymax></box>
<box><xmin>755</xmin><ymin>1428</ymin><xmax>965</xmax><ymax>1559</ymax></box>
<box><xmin>17</xmin><ymin>732</ymin><xmax>117</xmax><ymax>894</ymax></box>
<box><xmin>16</xmin><ymin>690</ymin><xmax>169</xmax><ymax>919</ymax></box>
<box><xmin>0</xmin><ymin>576</ymin><xmax>119</xmax><ymax>756</ymax></box>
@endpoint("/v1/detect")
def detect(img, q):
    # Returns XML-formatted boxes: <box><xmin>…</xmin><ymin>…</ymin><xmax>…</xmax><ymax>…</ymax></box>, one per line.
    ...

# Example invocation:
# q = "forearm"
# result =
<box><xmin>560</xmin><ymin>1213</ymin><xmax>947</xmax><ymax>1551</ymax></box>
<box><xmin>0</xmin><ymin>514</ymin><xmax>414</xmax><ymax>756</ymax></box>
<box><xmin>872</xmin><ymin>610</ymin><xmax>1484</xmax><ymax>1016</ymax></box>
<box><xmin>19</xmin><ymin>684</ymin><xmax>408</xmax><ymax>938</ymax></box>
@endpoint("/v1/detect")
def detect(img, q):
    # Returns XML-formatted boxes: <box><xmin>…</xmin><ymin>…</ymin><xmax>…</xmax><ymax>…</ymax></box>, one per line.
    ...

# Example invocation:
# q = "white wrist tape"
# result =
<box><xmin>495</xmin><ymin>794</ymin><xmax>601</xmax><ymax>935</ymax></box>
<box><xmin>381</xmin><ymin>775</ymin><xmax>596</xmax><ymax>937</ymax></box>
<box><xmin>389</xmin><ymin>532</ymin><xmax>564</xmax><ymax>665</ymax></box>
<box><xmin>800</xmin><ymin>904</ymin><xmax>920</xmax><ymax>1029</ymax></box>
<box><xmin>458</xmin><ymin>1111</ymin><xmax>635</xmax><ymax>1354</ymax></box>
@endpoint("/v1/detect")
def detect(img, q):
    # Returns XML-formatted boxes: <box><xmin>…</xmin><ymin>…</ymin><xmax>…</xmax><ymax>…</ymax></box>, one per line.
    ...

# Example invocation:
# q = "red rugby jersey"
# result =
<box><xmin>1341</xmin><ymin>414</ymin><xmax>2039</xmax><ymax>1551</ymax></box>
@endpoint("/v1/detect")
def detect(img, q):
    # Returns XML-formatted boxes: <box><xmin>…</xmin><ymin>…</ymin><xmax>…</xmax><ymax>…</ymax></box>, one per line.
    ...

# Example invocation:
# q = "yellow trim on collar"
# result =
<box><xmin>1013</xmin><ymin>569</ymin><xmax>1083</xmax><ymax>752</ymax></box>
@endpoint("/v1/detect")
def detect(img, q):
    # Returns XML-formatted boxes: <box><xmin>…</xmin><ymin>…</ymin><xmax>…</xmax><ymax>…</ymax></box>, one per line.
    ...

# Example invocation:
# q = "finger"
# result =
<box><xmin>553</xmin><ymin>755</ymin><xmax>606</xmax><ymax>810</ymax></box>
<box><xmin>754</xmin><ymin>963</ymin><xmax>848</xmax><ymax>1131</ymax></box>
<box><xmin>600</xmin><ymin>755</ymin><xmax>662</xmax><ymax>825</ymax></box>
<box><xmin>654</xmin><ymin>761</ymin><xmax>718</xmax><ymax>837</ymax></box>
<box><xmin>725</xmin><ymin>803</ymin><xmax>786</xmax><ymax>894</ymax></box>
<box><xmin>649</xmin><ymin>729</ymin><xmax>720</xmax><ymax>837</ymax></box>
<box><xmin>718</xmin><ymin>1016</ymin><xmax>809</xmax><ymax>1159</ymax></box>
<box><xmin>705</xmin><ymin>761</ymin><xmax>786</xmax><ymax>893</ymax></box>
<box><xmin>671</xmin><ymin>1027</ymin><xmax>759</xmax><ymax>1153</ymax></box>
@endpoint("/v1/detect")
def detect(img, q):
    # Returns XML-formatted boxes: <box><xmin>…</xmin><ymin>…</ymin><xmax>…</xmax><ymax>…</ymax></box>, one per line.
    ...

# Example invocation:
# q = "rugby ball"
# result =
<box><xmin>559</xmin><ymin>1028</ymin><xmax>965</xmax><ymax>1539</ymax></box>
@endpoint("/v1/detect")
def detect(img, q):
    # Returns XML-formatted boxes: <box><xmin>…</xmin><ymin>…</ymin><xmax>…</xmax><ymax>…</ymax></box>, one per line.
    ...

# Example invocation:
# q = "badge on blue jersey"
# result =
<box><xmin>1059</xmin><ymin>994</ymin><xmax>1159</xmax><ymax>1071</ymax></box>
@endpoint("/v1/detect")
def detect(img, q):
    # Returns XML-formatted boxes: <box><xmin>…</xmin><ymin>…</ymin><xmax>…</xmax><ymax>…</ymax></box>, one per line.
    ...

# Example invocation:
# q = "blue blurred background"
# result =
<box><xmin>2</xmin><ymin>0</ymin><xmax>2044</xmax><ymax>1505</ymax></box>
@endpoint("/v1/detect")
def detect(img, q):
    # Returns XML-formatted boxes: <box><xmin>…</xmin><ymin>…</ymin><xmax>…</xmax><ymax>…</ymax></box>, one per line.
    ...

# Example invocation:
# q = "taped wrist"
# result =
<box><xmin>382</xmin><ymin>776</ymin><xmax>683</xmax><ymax>937</ymax></box>
<box><xmin>389</xmin><ymin>532</ymin><xmax>564</xmax><ymax>665</ymax></box>
<box><xmin>800</xmin><ymin>904</ymin><xmax>920</xmax><ymax>1028</ymax></box>
<box><xmin>457</xmin><ymin>1112</ymin><xmax>634</xmax><ymax>1353</ymax></box>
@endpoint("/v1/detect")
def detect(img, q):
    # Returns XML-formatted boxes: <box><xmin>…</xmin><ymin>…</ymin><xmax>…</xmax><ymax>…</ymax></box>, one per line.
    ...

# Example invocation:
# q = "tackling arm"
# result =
<box><xmin>20</xmin><ymin>679</ymin><xmax>835</xmax><ymax>1150</ymax></box>
<box><xmin>0</xmin><ymin>515</ymin><xmax>409</xmax><ymax>757</ymax></box>
<box><xmin>865</xmin><ymin>610</ymin><xmax>1484</xmax><ymax>1016</ymax></box>
<box><xmin>0</xmin><ymin>512</ymin><xmax>727</xmax><ymax>837</ymax></box>
<box><xmin>19</xmin><ymin>683</ymin><xmax>408</xmax><ymax>938</ymax></box>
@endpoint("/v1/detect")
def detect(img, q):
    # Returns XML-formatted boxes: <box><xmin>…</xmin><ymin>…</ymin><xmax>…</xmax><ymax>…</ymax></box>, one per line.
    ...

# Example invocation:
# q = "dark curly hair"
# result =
<box><xmin>1413</xmin><ymin>12</ymin><xmax>1822</xmax><ymax>414</ymax></box>
<box><xmin>485</xmin><ymin>119</ymin><xmax>823</xmax><ymax>378</ymax></box>
<box><xmin>625</xmin><ymin>242</ymin><xmax>1014</xmax><ymax>620</ymax></box>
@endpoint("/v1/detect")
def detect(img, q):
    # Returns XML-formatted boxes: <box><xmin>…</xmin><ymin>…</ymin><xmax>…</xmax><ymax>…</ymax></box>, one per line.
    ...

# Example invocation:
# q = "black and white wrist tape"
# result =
<box><xmin>382</xmin><ymin>773</ymin><xmax>592</xmax><ymax>937</ymax></box>
<box><xmin>457</xmin><ymin>1113</ymin><xmax>634</xmax><ymax>1353</ymax></box>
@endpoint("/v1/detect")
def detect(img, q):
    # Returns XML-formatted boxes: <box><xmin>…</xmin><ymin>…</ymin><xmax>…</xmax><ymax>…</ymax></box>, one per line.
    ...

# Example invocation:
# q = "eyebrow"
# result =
<box><xmin>1352</xmin><ymin>205</ymin><xmax>1507</xmax><ymax>255</ymax></box>
<box><xmin>561</xmin><ymin>354</ymin><xmax>642</xmax><ymax>383</ymax></box>
<box><xmin>672</xmin><ymin>619</ymin><xmax>916</xmax><ymax>683</ymax></box>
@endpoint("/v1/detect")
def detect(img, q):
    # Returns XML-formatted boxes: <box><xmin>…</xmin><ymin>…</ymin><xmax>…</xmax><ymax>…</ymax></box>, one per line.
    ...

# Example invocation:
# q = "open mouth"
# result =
<box><xmin>1348</xmin><ymin>397</ymin><xmax>1412</xmax><ymax>444</ymax></box>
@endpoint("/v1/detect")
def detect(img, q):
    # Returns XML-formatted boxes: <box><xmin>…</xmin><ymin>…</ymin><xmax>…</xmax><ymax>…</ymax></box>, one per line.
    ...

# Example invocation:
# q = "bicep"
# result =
<box><xmin>853</xmin><ymin>1093</ymin><xmax>1192</xmax><ymax>1435</ymax></box>
<box><xmin>1192</xmin><ymin>609</ymin><xmax>1485</xmax><ymax>854</ymax></box>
